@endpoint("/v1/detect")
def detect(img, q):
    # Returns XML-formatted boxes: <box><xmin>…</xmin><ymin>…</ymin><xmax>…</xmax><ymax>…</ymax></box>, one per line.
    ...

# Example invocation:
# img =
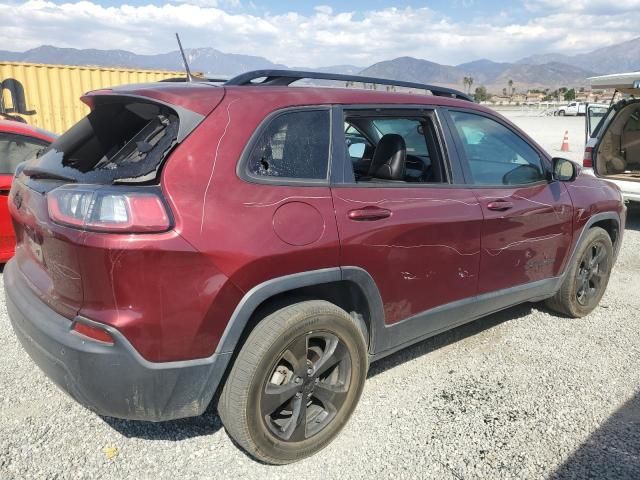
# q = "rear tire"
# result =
<box><xmin>558</xmin><ymin>110</ymin><xmax>565</xmax><ymax>116</ymax></box>
<box><xmin>546</xmin><ymin>227</ymin><xmax>613</xmax><ymax>318</ymax></box>
<box><xmin>218</xmin><ymin>300</ymin><xmax>368</xmax><ymax>464</ymax></box>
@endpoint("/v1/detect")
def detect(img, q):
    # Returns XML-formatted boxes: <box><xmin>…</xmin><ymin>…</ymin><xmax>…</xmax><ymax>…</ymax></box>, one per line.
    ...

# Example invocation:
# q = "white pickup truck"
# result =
<box><xmin>556</xmin><ymin>101</ymin><xmax>586</xmax><ymax>116</ymax></box>
<box><xmin>584</xmin><ymin>71</ymin><xmax>640</xmax><ymax>203</ymax></box>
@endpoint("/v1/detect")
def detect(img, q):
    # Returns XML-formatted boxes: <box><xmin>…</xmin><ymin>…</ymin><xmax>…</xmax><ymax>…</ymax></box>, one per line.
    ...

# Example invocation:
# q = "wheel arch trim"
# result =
<box><xmin>215</xmin><ymin>266</ymin><xmax>384</xmax><ymax>355</ymax></box>
<box><xmin>560</xmin><ymin>211</ymin><xmax>623</xmax><ymax>282</ymax></box>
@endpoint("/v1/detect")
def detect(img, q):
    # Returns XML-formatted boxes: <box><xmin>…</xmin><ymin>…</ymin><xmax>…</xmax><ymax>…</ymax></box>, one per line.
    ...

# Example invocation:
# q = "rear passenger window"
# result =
<box><xmin>450</xmin><ymin>111</ymin><xmax>545</xmax><ymax>186</ymax></box>
<box><xmin>246</xmin><ymin>110</ymin><xmax>330</xmax><ymax>181</ymax></box>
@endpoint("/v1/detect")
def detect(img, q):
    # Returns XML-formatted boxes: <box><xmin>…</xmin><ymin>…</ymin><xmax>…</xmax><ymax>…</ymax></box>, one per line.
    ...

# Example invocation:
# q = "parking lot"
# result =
<box><xmin>499</xmin><ymin>109</ymin><xmax>587</xmax><ymax>163</ymax></box>
<box><xmin>1</xmin><ymin>113</ymin><xmax>639</xmax><ymax>479</ymax></box>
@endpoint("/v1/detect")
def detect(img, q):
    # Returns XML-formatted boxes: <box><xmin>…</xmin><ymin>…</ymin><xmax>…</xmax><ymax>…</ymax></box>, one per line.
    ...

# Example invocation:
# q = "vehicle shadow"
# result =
<box><xmin>100</xmin><ymin>406</ymin><xmax>223</xmax><ymax>441</ymax></box>
<box><xmin>102</xmin><ymin>302</ymin><xmax>537</xmax><ymax>441</ymax></box>
<box><xmin>549</xmin><ymin>391</ymin><xmax>640</xmax><ymax>479</ymax></box>
<box><xmin>367</xmin><ymin>302</ymin><xmax>535</xmax><ymax>378</ymax></box>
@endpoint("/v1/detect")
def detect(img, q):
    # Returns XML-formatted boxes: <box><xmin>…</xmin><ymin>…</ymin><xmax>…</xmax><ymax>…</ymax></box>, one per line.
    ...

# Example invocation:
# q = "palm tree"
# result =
<box><xmin>508</xmin><ymin>79</ymin><xmax>514</xmax><ymax>98</ymax></box>
<box><xmin>502</xmin><ymin>87</ymin><xmax>507</xmax><ymax>97</ymax></box>
<box><xmin>463</xmin><ymin>77</ymin><xmax>469</xmax><ymax>93</ymax></box>
<box><xmin>467</xmin><ymin>77</ymin><xmax>474</xmax><ymax>94</ymax></box>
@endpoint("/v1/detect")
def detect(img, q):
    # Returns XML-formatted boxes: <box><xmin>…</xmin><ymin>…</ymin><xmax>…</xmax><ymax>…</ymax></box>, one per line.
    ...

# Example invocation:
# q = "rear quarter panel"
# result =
<box><xmin>160</xmin><ymin>90</ymin><xmax>342</xmax><ymax>357</ymax></box>
<box><xmin>162</xmin><ymin>89</ymin><xmax>341</xmax><ymax>288</ymax></box>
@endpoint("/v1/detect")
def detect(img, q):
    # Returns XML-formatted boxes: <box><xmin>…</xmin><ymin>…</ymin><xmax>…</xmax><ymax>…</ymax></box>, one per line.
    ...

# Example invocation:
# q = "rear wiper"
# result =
<box><xmin>22</xmin><ymin>167</ymin><xmax>77</xmax><ymax>182</ymax></box>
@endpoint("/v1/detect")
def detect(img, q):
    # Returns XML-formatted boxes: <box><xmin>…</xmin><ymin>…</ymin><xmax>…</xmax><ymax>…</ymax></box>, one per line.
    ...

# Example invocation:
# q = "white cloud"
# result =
<box><xmin>0</xmin><ymin>0</ymin><xmax>638</xmax><ymax>67</ymax></box>
<box><xmin>524</xmin><ymin>0</ymin><xmax>640</xmax><ymax>14</ymax></box>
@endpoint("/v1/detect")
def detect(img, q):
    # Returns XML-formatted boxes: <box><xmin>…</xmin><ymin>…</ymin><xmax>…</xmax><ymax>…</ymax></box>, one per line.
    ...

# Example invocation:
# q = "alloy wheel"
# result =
<box><xmin>576</xmin><ymin>240</ymin><xmax>608</xmax><ymax>306</ymax></box>
<box><xmin>261</xmin><ymin>332</ymin><xmax>352</xmax><ymax>442</ymax></box>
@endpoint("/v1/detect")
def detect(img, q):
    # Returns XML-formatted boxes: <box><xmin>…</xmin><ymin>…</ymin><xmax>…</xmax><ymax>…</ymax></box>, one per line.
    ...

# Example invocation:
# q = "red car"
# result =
<box><xmin>0</xmin><ymin>120</ymin><xmax>55</xmax><ymax>262</ymax></box>
<box><xmin>5</xmin><ymin>71</ymin><xmax>625</xmax><ymax>464</ymax></box>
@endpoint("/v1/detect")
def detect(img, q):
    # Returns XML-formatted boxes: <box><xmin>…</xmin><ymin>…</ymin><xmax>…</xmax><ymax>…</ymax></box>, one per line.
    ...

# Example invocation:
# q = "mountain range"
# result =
<box><xmin>516</xmin><ymin>37</ymin><xmax>640</xmax><ymax>75</ymax></box>
<box><xmin>2</xmin><ymin>37</ymin><xmax>639</xmax><ymax>94</ymax></box>
<box><xmin>360</xmin><ymin>57</ymin><xmax>599</xmax><ymax>93</ymax></box>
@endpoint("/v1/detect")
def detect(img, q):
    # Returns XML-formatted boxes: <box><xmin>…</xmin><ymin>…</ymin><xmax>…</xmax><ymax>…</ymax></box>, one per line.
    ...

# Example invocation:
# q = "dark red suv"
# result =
<box><xmin>5</xmin><ymin>70</ymin><xmax>625</xmax><ymax>464</ymax></box>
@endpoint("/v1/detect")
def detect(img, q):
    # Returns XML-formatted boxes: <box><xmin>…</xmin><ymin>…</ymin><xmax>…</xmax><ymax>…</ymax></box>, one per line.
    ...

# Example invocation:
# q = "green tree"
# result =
<box><xmin>564</xmin><ymin>88</ymin><xmax>576</xmax><ymax>101</ymax></box>
<box><xmin>508</xmin><ymin>79</ymin><xmax>514</xmax><ymax>98</ymax></box>
<box><xmin>474</xmin><ymin>86</ymin><xmax>489</xmax><ymax>102</ymax></box>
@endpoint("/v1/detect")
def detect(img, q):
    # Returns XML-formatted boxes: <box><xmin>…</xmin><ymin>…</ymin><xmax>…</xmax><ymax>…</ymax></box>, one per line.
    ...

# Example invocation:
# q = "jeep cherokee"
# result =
<box><xmin>5</xmin><ymin>70</ymin><xmax>626</xmax><ymax>464</ymax></box>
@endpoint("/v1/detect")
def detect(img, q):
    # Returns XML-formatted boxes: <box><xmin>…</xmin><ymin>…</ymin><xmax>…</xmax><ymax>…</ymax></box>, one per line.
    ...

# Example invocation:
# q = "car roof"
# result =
<box><xmin>95</xmin><ymin>82</ymin><xmax>486</xmax><ymax>113</ymax></box>
<box><xmin>221</xmin><ymin>85</ymin><xmax>500</xmax><ymax>120</ymax></box>
<box><xmin>0</xmin><ymin>120</ymin><xmax>56</xmax><ymax>143</ymax></box>
<box><xmin>226</xmin><ymin>85</ymin><xmax>473</xmax><ymax>107</ymax></box>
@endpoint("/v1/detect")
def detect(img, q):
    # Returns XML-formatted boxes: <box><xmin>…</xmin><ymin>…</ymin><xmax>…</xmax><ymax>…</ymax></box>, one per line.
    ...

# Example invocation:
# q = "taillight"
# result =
<box><xmin>583</xmin><ymin>146</ymin><xmax>593</xmax><ymax>168</ymax></box>
<box><xmin>48</xmin><ymin>185</ymin><xmax>170</xmax><ymax>233</ymax></box>
<box><xmin>72</xmin><ymin>322</ymin><xmax>114</xmax><ymax>345</ymax></box>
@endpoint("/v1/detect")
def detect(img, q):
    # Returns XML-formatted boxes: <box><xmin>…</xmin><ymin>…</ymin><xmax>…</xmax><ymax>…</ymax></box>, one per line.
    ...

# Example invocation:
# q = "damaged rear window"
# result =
<box><xmin>26</xmin><ymin>100</ymin><xmax>179</xmax><ymax>184</ymax></box>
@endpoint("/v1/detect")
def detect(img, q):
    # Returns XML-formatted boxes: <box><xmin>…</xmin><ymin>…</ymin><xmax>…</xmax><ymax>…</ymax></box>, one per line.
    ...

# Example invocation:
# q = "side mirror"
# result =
<box><xmin>552</xmin><ymin>157</ymin><xmax>577</xmax><ymax>182</ymax></box>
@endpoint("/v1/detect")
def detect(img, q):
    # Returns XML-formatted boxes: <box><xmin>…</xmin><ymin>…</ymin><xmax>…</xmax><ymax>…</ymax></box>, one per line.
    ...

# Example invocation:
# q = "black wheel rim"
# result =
<box><xmin>261</xmin><ymin>332</ymin><xmax>352</xmax><ymax>442</ymax></box>
<box><xmin>576</xmin><ymin>240</ymin><xmax>608</xmax><ymax>306</ymax></box>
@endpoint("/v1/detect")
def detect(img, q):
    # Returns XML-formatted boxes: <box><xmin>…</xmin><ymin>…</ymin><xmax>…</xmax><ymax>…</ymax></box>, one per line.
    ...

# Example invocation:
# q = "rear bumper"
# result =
<box><xmin>5</xmin><ymin>259</ymin><xmax>229</xmax><ymax>422</ymax></box>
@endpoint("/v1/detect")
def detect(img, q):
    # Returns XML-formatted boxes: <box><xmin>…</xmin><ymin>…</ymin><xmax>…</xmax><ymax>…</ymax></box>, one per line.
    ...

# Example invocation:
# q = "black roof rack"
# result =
<box><xmin>224</xmin><ymin>69</ymin><xmax>473</xmax><ymax>102</ymax></box>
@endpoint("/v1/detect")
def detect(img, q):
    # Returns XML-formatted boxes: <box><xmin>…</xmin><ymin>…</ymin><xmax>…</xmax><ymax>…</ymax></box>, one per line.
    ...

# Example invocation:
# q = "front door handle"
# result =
<box><xmin>348</xmin><ymin>206</ymin><xmax>392</xmax><ymax>221</ymax></box>
<box><xmin>486</xmin><ymin>200</ymin><xmax>514</xmax><ymax>211</ymax></box>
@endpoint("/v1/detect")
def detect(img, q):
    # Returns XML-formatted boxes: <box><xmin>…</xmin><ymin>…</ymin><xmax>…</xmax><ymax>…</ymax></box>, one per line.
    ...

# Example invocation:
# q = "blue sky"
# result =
<box><xmin>93</xmin><ymin>0</ymin><xmax>519</xmax><ymax>19</ymax></box>
<box><xmin>1</xmin><ymin>0</ymin><xmax>639</xmax><ymax>67</ymax></box>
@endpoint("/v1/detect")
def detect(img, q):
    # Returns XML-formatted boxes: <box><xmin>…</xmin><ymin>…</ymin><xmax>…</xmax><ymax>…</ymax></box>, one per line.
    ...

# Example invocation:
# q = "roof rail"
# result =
<box><xmin>224</xmin><ymin>69</ymin><xmax>473</xmax><ymax>101</ymax></box>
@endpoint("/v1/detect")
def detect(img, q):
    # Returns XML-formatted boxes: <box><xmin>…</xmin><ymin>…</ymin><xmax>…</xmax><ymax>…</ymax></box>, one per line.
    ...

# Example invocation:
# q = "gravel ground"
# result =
<box><xmin>1</xmin><ymin>117</ymin><xmax>639</xmax><ymax>479</ymax></box>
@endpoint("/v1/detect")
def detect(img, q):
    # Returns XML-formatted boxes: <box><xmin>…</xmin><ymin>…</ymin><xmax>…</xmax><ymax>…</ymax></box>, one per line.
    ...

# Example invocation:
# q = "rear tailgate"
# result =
<box><xmin>7</xmin><ymin>85</ymin><xmax>224</xmax><ymax>321</ymax></box>
<box><xmin>9</xmin><ymin>177</ymin><xmax>84</xmax><ymax>318</ymax></box>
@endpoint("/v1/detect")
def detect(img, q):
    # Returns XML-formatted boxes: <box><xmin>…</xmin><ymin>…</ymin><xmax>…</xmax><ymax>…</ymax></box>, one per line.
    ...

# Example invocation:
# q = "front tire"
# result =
<box><xmin>218</xmin><ymin>300</ymin><xmax>368</xmax><ymax>464</ymax></box>
<box><xmin>558</xmin><ymin>110</ymin><xmax>566</xmax><ymax>116</ymax></box>
<box><xmin>546</xmin><ymin>227</ymin><xmax>613</xmax><ymax>317</ymax></box>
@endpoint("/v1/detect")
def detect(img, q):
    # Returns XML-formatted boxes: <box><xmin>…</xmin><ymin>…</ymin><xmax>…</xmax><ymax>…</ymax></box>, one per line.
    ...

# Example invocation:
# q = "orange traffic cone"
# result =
<box><xmin>560</xmin><ymin>130</ymin><xmax>570</xmax><ymax>152</ymax></box>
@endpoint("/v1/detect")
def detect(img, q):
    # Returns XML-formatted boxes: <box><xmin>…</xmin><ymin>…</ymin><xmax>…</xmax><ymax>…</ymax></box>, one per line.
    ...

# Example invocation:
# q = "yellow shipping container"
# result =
<box><xmin>0</xmin><ymin>62</ymin><xmax>186</xmax><ymax>134</ymax></box>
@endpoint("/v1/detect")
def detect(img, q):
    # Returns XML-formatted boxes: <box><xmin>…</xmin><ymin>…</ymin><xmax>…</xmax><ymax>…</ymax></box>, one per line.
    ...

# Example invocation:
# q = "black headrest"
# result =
<box><xmin>368</xmin><ymin>133</ymin><xmax>406</xmax><ymax>181</ymax></box>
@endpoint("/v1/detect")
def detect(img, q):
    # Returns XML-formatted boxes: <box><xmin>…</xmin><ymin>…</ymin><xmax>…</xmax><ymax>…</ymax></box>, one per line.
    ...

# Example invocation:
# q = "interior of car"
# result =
<box><xmin>596</xmin><ymin>101</ymin><xmax>640</xmax><ymax>180</ymax></box>
<box><xmin>344</xmin><ymin>114</ymin><xmax>447</xmax><ymax>184</ymax></box>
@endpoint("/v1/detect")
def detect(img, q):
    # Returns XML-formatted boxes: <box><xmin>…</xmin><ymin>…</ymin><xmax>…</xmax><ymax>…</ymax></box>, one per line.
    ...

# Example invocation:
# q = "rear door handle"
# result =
<box><xmin>486</xmin><ymin>200</ymin><xmax>514</xmax><ymax>211</ymax></box>
<box><xmin>348</xmin><ymin>206</ymin><xmax>391</xmax><ymax>221</ymax></box>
